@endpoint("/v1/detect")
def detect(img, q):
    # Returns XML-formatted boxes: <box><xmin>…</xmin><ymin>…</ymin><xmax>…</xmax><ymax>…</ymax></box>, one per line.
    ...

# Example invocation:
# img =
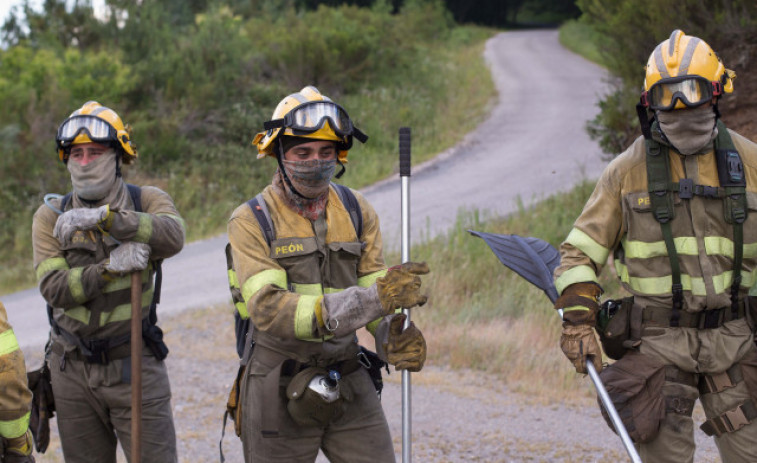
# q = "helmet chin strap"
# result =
<box><xmin>276</xmin><ymin>139</ymin><xmax>309</xmax><ymax>199</ymax></box>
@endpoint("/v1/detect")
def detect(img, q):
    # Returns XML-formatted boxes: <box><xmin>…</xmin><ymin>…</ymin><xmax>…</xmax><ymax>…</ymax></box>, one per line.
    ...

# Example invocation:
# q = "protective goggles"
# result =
<box><xmin>56</xmin><ymin>115</ymin><xmax>118</xmax><ymax>147</ymax></box>
<box><xmin>264</xmin><ymin>101</ymin><xmax>368</xmax><ymax>143</ymax></box>
<box><xmin>641</xmin><ymin>75</ymin><xmax>723</xmax><ymax>111</ymax></box>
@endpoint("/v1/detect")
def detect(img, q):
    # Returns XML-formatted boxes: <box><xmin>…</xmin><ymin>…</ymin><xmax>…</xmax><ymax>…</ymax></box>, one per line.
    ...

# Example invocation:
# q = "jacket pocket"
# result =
<box><xmin>327</xmin><ymin>241</ymin><xmax>362</xmax><ymax>289</ymax></box>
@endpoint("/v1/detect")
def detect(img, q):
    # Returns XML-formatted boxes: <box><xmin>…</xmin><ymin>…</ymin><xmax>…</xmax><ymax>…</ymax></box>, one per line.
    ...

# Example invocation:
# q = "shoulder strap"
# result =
<box><xmin>246</xmin><ymin>193</ymin><xmax>275</xmax><ymax>247</ymax></box>
<box><xmin>332</xmin><ymin>182</ymin><xmax>363</xmax><ymax>239</ymax></box>
<box><xmin>126</xmin><ymin>183</ymin><xmax>142</xmax><ymax>212</ymax></box>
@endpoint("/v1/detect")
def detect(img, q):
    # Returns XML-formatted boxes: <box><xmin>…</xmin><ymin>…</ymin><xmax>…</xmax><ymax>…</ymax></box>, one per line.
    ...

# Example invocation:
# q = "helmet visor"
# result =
<box><xmin>57</xmin><ymin>115</ymin><xmax>117</xmax><ymax>146</ymax></box>
<box><xmin>265</xmin><ymin>101</ymin><xmax>355</xmax><ymax>137</ymax></box>
<box><xmin>647</xmin><ymin>76</ymin><xmax>715</xmax><ymax>111</ymax></box>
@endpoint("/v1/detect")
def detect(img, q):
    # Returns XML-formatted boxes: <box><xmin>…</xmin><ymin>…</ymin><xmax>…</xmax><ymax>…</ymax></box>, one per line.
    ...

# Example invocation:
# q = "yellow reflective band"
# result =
<box><xmin>358</xmin><ymin>269</ymin><xmax>387</xmax><ymax>288</ymax></box>
<box><xmin>242</xmin><ymin>269</ymin><xmax>287</xmax><ymax>302</ymax></box>
<box><xmin>615</xmin><ymin>261</ymin><xmax>706</xmax><ymax>296</ymax></box>
<box><xmin>228</xmin><ymin>269</ymin><xmax>240</xmax><ymax>290</ymax></box>
<box><xmin>366</xmin><ymin>317</ymin><xmax>381</xmax><ymax>336</ymax></box>
<box><xmin>235</xmin><ymin>301</ymin><xmax>249</xmax><ymax>319</ymax></box>
<box><xmin>0</xmin><ymin>330</ymin><xmax>20</xmax><ymax>356</ymax></box>
<box><xmin>36</xmin><ymin>257</ymin><xmax>70</xmax><ymax>281</ymax></box>
<box><xmin>103</xmin><ymin>268</ymin><xmax>150</xmax><ymax>293</ymax></box>
<box><xmin>712</xmin><ymin>269</ymin><xmax>757</xmax><ymax>294</ymax></box>
<box><xmin>323</xmin><ymin>287</ymin><xmax>343</xmax><ymax>294</ymax></box>
<box><xmin>294</xmin><ymin>295</ymin><xmax>320</xmax><ymax>341</ymax></box>
<box><xmin>566</xmin><ymin>228</ymin><xmax>610</xmax><ymax>265</ymax></box>
<box><xmin>63</xmin><ymin>306</ymin><xmax>90</xmax><ymax>325</ymax></box>
<box><xmin>623</xmin><ymin>237</ymin><xmax>699</xmax><ymax>259</ymax></box>
<box><xmin>100</xmin><ymin>288</ymin><xmax>154</xmax><ymax>326</ymax></box>
<box><xmin>555</xmin><ymin>265</ymin><xmax>597</xmax><ymax>295</ymax></box>
<box><xmin>292</xmin><ymin>283</ymin><xmax>324</xmax><ymax>296</ymax></box>
<box><xmin>562</xmin><ymin>306</ymin><xmax>591</xmax><ymax>313</ymax></box>
<box><xmin>0</xmin><ymin>411</ymin><xmax>30</xmax><ymax>440</ymax></box>
<box><xmin>134</xmin><ymin>212</ymin><xmax>153</xmax><ymax>243</ymax></box>
<box><xmin>156</xmin><ymin>213</ymin><xmax>186</xmax><ymax>232</ymax></box>
<box><xmin>68</xmin><ymin>267</ymin><xmax>87</xmax><ymax>304</ymax></box>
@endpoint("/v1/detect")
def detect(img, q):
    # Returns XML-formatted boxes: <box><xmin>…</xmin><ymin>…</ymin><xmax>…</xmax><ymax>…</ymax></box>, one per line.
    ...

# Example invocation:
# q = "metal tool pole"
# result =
<box><xmin>399</xmin><ymin>127</ymin><xmax>412</xmax><ymax>463</ymax></box>
<box><xmin>131</xmin><ymin>272</ymin><xmax>143</xmax><ymax>463</ymax></box>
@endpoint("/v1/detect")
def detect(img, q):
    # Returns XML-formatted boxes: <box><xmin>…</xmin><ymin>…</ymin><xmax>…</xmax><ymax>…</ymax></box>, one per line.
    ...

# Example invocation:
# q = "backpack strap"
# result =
<box><xmin>247</xmin><ymin>193</ymin><xmax>275</xmax><ymax>248</ymax></box>
<box><xmin>332</xmin><ymin>182</ymin><xmax>363</xmax><ymax>240</ymax></box>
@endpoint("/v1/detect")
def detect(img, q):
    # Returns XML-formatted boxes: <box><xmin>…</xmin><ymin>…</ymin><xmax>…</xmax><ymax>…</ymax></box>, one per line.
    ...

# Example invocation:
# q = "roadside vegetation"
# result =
<box><xmin>0</xmin><ymin>0</ymin><xmax>496</xmax><ymax>294</ymax></box>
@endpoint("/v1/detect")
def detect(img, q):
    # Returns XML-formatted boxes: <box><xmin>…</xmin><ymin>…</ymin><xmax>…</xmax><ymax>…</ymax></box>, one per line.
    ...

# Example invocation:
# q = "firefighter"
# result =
<box><xmin>32</xmin><ymin>101</ymin><xmax>185</xmax><ymax>462</ymax></box>
<box><xmin>228</xmin><ymin>86</ymin><xmax>429</xmax><ymax>462</ymax></box>
<box><xmin>553</xmin><ymin>30</ymin><xmax>757</xmax><ymax>462</ymax></box>
<box><xmin>0</xmin><ymin>302</ymin><xmax>34</xmax><ymax>462</ymax></box>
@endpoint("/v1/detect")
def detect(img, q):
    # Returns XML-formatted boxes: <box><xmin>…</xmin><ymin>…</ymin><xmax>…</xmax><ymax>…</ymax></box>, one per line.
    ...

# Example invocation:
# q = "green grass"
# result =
<box><xmin>558</xmin><ymin>19</ymin><xmax>606</xmax><ymax>67</ymax></box>
<box><xmin>386</xmin><ymin>180</ymin><xmax>623</xmax><ymax>398</ymax></box>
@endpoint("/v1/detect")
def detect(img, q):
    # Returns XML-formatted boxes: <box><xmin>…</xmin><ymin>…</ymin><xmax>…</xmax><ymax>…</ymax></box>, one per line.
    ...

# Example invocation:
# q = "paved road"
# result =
<box><xmin>5</xmin><ymin>29</ymin><xmax>609</xmax><ymax>355</ymax></box>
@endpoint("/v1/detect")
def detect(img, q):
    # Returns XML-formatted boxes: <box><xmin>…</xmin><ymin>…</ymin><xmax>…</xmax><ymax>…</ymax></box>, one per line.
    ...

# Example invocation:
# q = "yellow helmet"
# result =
<box><xmin>56</xmin><ymin>101</ymin><xmax>138</xmax><ymax>163</ymax></box>
<box><xmin>641</xmin><ymin>30</ymin><xmax>735</xmax><ymax>111</ymax></box>
<box><xmin>252</xmin><ymin>86</ymin><xmax>367</xmax><ymax>163</ymax></box>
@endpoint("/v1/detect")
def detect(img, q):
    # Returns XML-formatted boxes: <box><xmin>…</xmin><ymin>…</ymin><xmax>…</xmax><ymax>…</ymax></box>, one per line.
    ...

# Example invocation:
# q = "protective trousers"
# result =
<box><xmin>240</xmin><ymin>352</ymin><xmax>395</xmax><ymax>463</ymax></box>
<box><xmin>637</xmin><ymin>318</ymin><xmax>757</xmax><ymax>463</ymax></box>
<box><xmin>49</xmin><ymin>348</ymin><xmax>177</xmax><ymax>463</ymax></box>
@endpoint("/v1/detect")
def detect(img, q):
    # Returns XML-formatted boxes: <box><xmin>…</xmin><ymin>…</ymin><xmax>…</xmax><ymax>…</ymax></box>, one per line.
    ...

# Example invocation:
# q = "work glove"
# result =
<box><xmin>105</xmin><ymin>242</ymin><xmax>151</xmax><ymax>274</ymax></box>
<box><xmin>53</xmin><ymin>205</ymin><xmax>112</xmax><ymax>244</ymax></box>
<box><xmin>376</xmin><ymin>314</ymin><xmax>427</xmax><ymax>372</ymax></box>
<box><xmin>376</xmin><ymin>262</ymin><xmax>430</xmax><ymax>315</ymax></box>
<box><xmin>319</xmin><ymin>262</ymin><xmax>430</xmax><ymax>338</ymax></box>
<box><xmin>2</xmin><ymin>429</ymin><xmax>35</xmax><ymax>462</ymax></box>
<box><xmin>554</xmin><ymin>282</ymin><xmax>603</xmax><ymax>374</ymax></box>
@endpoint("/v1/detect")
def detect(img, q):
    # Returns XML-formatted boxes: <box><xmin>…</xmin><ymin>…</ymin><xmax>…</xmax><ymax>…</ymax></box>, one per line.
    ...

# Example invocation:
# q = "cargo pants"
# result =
<box><xmin>49</xmin><ymin>347</ymin><xmax>177</xmax><ymax>463</ymax></box>
<box><xmin>637</xmin><ymin>318</ymin><xmax>757</xmax><ymax>463</ymax></box>
<box><xmin>240</xmin><ymin>349</ymin><xmax>395</xmax><ymax>463</ymax></box>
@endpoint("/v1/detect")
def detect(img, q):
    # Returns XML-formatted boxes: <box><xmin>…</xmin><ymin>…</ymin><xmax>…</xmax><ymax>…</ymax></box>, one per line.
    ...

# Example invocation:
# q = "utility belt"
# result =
<box><xmin>642</xmin><ymin>300</ymin><xmax>747</xmax><ymax>329</ymax></box>
<box><xmin>50</xmin><ymin>317</ymin><xmax>168</xmax><ymax>365</ymax></box>
<box><xmin>280</xmin><ymin>354</ymin><xmax>366</xmax><ymax>379</ymax></box>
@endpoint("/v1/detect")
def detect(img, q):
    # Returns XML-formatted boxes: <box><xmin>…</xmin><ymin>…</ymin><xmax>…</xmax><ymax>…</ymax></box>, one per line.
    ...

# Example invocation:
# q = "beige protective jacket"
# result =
<box><xmin>227</xmin><ymin>184</ymin><xmax>387</xmax><ymax>363</ymax></box>
<box><xmin>0</xmin><ymin>302</ymin><xmax>32</xmax><ymax>439</ymax></box>
<box><xmin>554</xmin><ymin>128</ymin><xmax>757</xmax><ymax>312</ymax></box>
<box><xmin>32</xmin><ymin>180</ymin><xmax>185</xmax><ymax>346</ymax></box>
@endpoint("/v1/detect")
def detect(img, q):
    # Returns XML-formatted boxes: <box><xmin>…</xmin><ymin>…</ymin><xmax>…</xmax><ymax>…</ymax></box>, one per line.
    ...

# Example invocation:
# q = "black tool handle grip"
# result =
<box><xmin>399</xmin><ymin>127</ymin><xmax>411</xmax><ymax>177</ymax></box>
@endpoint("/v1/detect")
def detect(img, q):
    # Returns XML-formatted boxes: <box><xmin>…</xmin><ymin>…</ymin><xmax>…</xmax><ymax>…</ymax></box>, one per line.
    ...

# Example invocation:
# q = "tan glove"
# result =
<box><xmin>2</xmin><ymin>429</ymin><xmax>35</xmax><ymax>462</ymax></box>
<box><xmin>380</xmin><ymin>314</ymin><xmax>427</xmax><ymax>372</ymax></box>
<box><xmin>376</xmin><ymin>262</ymin><xmax>430</xmax><ymax>314</ymax></box>
<box><xmin>53</xmin><ymin>205</ymin><xmax>112</xmax><ymax>244</ymax></box>
<box><xmin>105</xmin><ymin>242</ymin><xmax>151</xmax><ymax>274</ymax></box>
<box><xmin>554</xmin><ymin>282</ymin><xmax>603</xmax><ymax>374</ymax></box>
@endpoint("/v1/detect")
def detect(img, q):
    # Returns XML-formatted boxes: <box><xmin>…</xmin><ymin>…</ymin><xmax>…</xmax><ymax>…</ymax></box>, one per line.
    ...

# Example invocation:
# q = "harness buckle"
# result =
<box><xmin>700</xmin><ymin>309</ymin><xmax>724</xmax><ymax>330</ymax></box>
<box><xmin>679</xmin><ymin>178</ymin><xmax>694</xmax><ymax>199</ymax></box>
<box><xmin>357</xmin><ymin>350</ymin><xmax>372</xmax><ymax>369</ymax></box>
<box><xmin>84</xmin><ymin>338</ymin><xmax>111</xmax><ymax>364</ymax></box>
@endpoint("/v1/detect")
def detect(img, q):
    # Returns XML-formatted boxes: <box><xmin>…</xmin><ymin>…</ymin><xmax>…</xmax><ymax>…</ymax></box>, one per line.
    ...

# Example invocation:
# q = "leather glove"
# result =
<box><xmin>381</xmin><ymin>314</ymin><xmax>427</xmax><ymax>372</ymax></box>
<box><xmin>53</xmin><ymin>205</ymin><xmax>112</xmax><ymax>244</ymax></box>
<box><xmin>554</xmin><ymin>282</ymin><xmax>603</xmax><ymax>374</ymax></box>
<box><xmin>105</xmin><ymin>242</ymin><xmax>151</xmax><ymax>274</ymax></box>
<box><xmin>2</xmin><ymin>429</ymin><xmax>35</xmax><ymax>462</ymax></box>
<box><xmin>27</xmin><ymin>363</ymin><xmax>54</xmax><ymax>454</ymax></box>
<box><xmin>376</xmin><ymin>262</ymin><xmax>430</xmax><ymax>315</ymax></box>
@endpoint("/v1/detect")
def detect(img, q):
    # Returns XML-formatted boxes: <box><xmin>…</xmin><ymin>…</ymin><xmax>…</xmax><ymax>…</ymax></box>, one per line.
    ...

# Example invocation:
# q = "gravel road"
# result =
<box><xmin>11</xmin><ymin>29</ymin><xmax>721</xmax><ymax>462</ymax></box>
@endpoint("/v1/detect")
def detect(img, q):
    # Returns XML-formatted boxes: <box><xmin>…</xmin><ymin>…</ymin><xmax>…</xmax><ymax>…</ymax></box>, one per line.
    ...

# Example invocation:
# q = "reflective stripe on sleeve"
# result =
<box><xmin>294</xmin><ymin>295</ymin><xmax>321</xmax><ymax>341</ymax></box>
<box><xmin>134</xmin><ymin>212</ymin><xmax>153</xmax><ymax>243</ymax></box>
<box><xmin>565</xmin><ymin>228</ymin><xmax>610</xmax><ymax>265</ymax></box>
<box><xmin>358</xmin><ymin>269</ymin><xmax>387</xmax><ymax>288</ymax></box>
<box><xmin>36</xmin><ymin>257</ymin><xmax>70</xmax><ymax>280</ymax></box>
<box><xmin>0</xmin><ymin>411</ymin><xmax>30</xmax><ymax>440</ymax></box>
<box><xmin>156</xmin><ymin>213</ymin><xmax>186</xmax><ymax>232</ymax></box>
<box><xmin>555</xmin><ymin>265</ymin><xmax>597</xmax><ymax>295</ymax></box>
<box><xmin>241</xmin><ymin>269</ymin><xmax>287</xmax><ymax>303</ymax></box>
<box><xmin>63</xmin><ymin>306</ymin><xmax>90</xmax><ymax>325</ymax></box>
<box><xmin>366</xmin><ymin>317</ymin><xmax>381</xmax><ymax>336</ymax></box>
<box><xmin>68</xmin><ymin>267</ymin><xmax>87</xmax><ymax>304</ymax></box>
<box><xmin>0</xmin><ymin>330</ymin><xmax>20</xmax><ymax>357</ymax></box>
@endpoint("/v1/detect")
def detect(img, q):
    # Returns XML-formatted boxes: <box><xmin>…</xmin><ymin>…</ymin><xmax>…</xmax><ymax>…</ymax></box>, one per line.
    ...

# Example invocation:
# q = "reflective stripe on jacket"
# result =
<box><xmin>555</xmin><ymin>129</ymin><xmax>757</xmax><ymax>312</ymax></box>
<box><xmin>227</xmin><ymin>184</ymin><xmax>386</xmax><ymax>363</ymax></box>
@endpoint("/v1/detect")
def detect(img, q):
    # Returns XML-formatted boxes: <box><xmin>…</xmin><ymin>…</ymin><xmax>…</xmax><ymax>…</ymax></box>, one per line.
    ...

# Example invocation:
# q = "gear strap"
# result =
<box><xmin>645</xmin><ymin>120</ymin><xmax>747</xmax><ymax>326</ymax></box>
<box><xmin>700</xmin><ymin>399</ymin><xmax>757</xmax><ymax>437</ymax></box>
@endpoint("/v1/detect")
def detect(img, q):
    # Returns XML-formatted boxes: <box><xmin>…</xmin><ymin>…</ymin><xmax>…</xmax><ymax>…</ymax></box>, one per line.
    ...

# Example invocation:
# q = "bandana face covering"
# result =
<box><xmin>67</xmin><ymin>149</ymin><xmax>118</xmax><ymax>201</ymax></box>
<box><xmin>282</xmin><ymin>159</ymin><xmax>336</xmax><ymax>199</ymax></box>
<box><xmin>657</xmin><ymin>105</ymin><xmax>717</xmax><ymax>155</ymax></box>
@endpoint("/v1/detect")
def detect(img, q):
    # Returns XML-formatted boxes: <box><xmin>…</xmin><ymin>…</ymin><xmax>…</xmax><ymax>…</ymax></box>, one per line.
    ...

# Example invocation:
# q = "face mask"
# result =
<box><xmin>67</xmin><ymin>149</ymin><xmax>118</xmax><ymax>200</ymax></box>
<box><xmin>657</xmin><ymin>105</ymin><xmax>717</xmax><ymax>155</ymax></box>
<box><xmin>282</xmin><ymin>159</ymin><xmax>336</xmax><ymax>199</ymax></box>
